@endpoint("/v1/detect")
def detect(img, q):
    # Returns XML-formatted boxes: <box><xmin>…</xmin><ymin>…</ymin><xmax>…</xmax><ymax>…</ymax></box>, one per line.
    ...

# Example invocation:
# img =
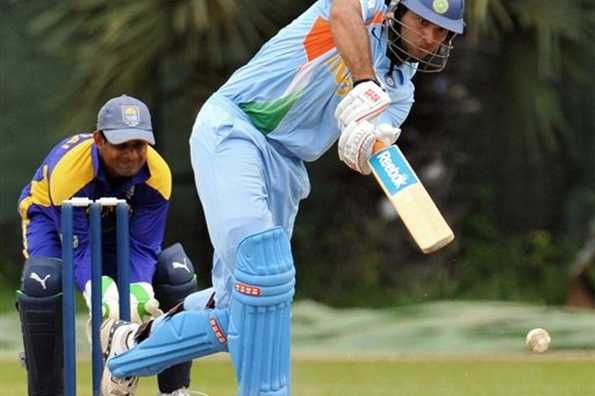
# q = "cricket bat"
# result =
<box><xmin>368</xmin><ymin>141</ymin><xmax>454</xmax><ymax>253</ymax></box>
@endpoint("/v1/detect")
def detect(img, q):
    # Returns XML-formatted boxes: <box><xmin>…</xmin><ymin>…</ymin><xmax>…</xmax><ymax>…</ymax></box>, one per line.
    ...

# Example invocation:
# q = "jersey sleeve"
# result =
<box><xmin>69</xmin><ymin>198</ymin><xmax>171</xmax><ymax>290</ymax></box>
<box><xmin>127</xmin><ymin>146</ymin><xmax>172</xmax><ymax>283</ymax></box>
<box><xmin>377</xmin><ymin>98</ymin><xmax>414</xmax><ymax>128</ymax></box>
<box><xmin>71</xmin><ymin>206</ymin><xmax>92</xmax><ymax>291</ymax></box>
<box><xmin>127</xmin><ymin>195</ymin><xmax>170</xmax><ymax>283</ymax></box>
<box><xmin>359</xmin><ymin>0</ymin><xmax>386</xmax><ymax>22</ymax></box>
<box><xmin>377</xmin><ymin>76</ymin><xmax>415</xmax><ymax>127</ymax></box>
<box><xmin>318</xmin><ymin>0</ymin><xmax>385</xmax><ymax>22</ymax></box>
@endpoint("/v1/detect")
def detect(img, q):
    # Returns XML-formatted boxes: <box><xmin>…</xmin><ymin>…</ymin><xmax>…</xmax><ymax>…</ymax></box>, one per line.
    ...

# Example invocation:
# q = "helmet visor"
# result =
<box><xmin>386</xmin><ymin>10</ymin><xmax>456</xmax><ymax>73</ymax></box>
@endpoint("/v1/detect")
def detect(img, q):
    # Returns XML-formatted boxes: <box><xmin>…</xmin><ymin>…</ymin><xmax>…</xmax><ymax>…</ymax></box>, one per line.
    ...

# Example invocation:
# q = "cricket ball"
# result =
<box><xmin>525</xmin><ymin>328</ymin><xmax>551</xmax><ymax>353</ymax></box>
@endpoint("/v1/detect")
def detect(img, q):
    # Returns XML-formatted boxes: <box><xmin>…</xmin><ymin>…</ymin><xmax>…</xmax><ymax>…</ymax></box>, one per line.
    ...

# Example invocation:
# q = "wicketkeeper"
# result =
<box><xmin>100</xmin><ymin>1</ymin><xmax>465</xmax><ymax>395</ymax></box>
<box><xmin>16</xmin><ymin>95</ymin><xmax>198</xmax><ymax>396</ymax></box>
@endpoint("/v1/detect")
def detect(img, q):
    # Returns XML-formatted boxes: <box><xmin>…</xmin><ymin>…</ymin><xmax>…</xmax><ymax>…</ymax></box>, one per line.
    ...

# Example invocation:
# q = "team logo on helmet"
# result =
<box><xmin>121</xmin><ymin>105</ymin><xmax>140</xmax><ymax>127</ymax></box>
<box><xmin>432</xmin><ymin>0</ymin><xmax>449</xmax><ymax>14</ymax></box>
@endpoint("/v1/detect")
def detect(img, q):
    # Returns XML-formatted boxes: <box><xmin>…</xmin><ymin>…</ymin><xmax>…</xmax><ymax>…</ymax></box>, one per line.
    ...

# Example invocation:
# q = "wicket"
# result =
<box><xmin>61</xmin><ymin>197</ymin><xmax>131</xmax><ymax>396</ymax></box>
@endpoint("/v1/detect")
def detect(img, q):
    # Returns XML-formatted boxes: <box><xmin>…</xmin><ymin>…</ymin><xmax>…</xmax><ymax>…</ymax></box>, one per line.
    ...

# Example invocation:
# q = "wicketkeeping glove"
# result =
<box><xmin>335</xmin><ymin>80</ymin><xmax>391</xmax><ymax>130</ymax></box>
<box><xmin>83</xmin><ymin>275</ymin><xmax>120</xmax><ymax>320</ymax></box>
<box><xmin>129</xmin><ymin>282</ymin><xmax>163</xmax><ymax>323</ymax></box>
<box><xmin>338</xmin><ymin>120</ymin><xmax>401</xmax><ymax>175</ymax></box>
<box><xmin>83</xmin><ymin>277</ymin><xmax>163</xmax><ymax>323</ymax></box>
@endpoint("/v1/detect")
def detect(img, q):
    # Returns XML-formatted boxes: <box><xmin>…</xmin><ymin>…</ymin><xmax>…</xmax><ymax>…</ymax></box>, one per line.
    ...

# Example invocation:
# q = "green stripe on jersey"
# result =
<box><xmin>239</xmin><ymin>91</ymin><xmax>302</xmax><ymax>135</ymax></box>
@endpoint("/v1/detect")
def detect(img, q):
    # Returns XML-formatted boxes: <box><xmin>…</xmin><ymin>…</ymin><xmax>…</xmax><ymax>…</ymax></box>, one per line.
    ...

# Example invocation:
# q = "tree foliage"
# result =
<box><xmin>2</xmin><ymin>0</ymin><xmax>595</xmax><ymax>306</ymax></box>
<box><xmin>30</xmin><ymin>0</ymin><xmax>309</xmax><ymax>132</ymax></box>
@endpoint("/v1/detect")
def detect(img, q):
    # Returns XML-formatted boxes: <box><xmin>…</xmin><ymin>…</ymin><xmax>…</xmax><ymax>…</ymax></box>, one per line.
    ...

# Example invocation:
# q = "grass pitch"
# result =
<box><xmin>0</xmin><ymin>356</ymin><xmax>594</xmax><ymax>395</ymax></box>
<box><xmin>2</xmin><ymin>300</ymin><xmax>595</xmax><ymax>394</ymax></box>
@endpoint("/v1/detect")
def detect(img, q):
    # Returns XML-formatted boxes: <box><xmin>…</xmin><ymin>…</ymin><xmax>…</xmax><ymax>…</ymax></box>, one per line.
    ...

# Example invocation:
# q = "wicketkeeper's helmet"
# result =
<box><xmin>385</xmin><ymin>0</ymin><xmax>465</xmax><ymax>72</ymax></box>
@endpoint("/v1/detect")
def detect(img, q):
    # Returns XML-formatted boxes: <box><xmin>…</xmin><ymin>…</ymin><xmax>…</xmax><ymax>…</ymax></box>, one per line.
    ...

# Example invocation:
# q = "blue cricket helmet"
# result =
<box><xmin>400</xmin><ymin>0</ymin><xmax>465</xmax><ymax>34</ymax></box>
<box><xmin>385</xmin><ymin>0</ymin><xmax>466</xmax><ymax>72</ymax></box>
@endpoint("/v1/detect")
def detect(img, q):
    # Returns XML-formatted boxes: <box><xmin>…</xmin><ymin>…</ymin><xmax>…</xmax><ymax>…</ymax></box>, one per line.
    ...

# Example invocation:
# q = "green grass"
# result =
<box><xmin>1</xmin><ymin>356</ymin><xmax>595</xmax><ymax>395</ymax></box>
<box><xmin>3</xmin><ymin>300</ymin><xmax>595</xmax><ymax>394</ymax></box>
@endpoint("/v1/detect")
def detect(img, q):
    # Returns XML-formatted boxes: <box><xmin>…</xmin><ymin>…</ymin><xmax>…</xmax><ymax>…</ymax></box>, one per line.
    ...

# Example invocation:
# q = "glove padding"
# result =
<box><xmin>335</xmin><ymin>80</ymin><xmax>391</xmax><ymax>130</ymax></box>
<box><xmin>83</xmin><ymin>277</ymin><xmax>163</xmax><ymax>323</ymax></box>
<box><xmin>338</xmin><ymin>120</ymin><xmax>401</xmax><ymax>175</ymax></box>
<box><xmin>83</xmin><ymin>276</ymin><xmax>120</xmax><ymax>320</ymax></box>
<box><xmin>130</xmin><ymin>282</ymin><xmax>163</xmax><ymax>323</ymax></box>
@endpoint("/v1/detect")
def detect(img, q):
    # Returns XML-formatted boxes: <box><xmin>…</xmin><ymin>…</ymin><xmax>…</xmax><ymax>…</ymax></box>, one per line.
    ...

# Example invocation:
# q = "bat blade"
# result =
<box><xmin>369</xmin><ymin>143</ymin><xmax>454</xmax><ymax>253</ymax></box>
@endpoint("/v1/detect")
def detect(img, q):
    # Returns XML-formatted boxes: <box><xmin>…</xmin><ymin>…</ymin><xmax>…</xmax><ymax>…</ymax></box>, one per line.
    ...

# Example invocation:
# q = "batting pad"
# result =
<box><xmin>107</xmin><ymin>309</ymin><xmax>229</xmax><ymax>377</ymax></box>
<box><xmin>229</xmin><ymin>227</ymin><xmax>296</xmax><ymax>396</ymax></box>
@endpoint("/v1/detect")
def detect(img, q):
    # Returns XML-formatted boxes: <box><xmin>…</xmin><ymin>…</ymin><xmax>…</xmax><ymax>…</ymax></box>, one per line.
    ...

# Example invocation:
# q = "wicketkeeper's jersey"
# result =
<box><xmin>18</xmin><ymin>133</ymin><xmax>172</xmax><ymax>290</ymax></box>
<box><xmin>217</xmin><ymin>0</ymin><xmax>416</xmax><ymax>161</ymax></box>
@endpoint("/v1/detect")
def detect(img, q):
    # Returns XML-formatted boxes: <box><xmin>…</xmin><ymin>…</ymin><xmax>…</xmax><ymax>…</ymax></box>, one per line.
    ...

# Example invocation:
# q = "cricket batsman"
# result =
<box><xmin>101</xmin><ymin>1</ymin><xmax>465</xmax><ymax>395</ymax></box>
<box><xmin>16</xmin><ymin>95</ymin><xmax>198</xmax><ymax>395</ymax></box>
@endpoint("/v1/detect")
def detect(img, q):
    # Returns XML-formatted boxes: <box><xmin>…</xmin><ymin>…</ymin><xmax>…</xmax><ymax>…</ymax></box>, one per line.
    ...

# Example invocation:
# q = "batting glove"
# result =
<box><xmin>130</xmin><ymin>282</ymin><xmax>163</xmax><ymax>323</ymax></box>
<box><xmin>338</xmin><ymin>120</ymin><xmax>401</xmax><ymax>175</ymax></box>
<box><xmin>335</xmin><ymin>80</ymin><xmax>391</xmax><ymax>131</ymax></box>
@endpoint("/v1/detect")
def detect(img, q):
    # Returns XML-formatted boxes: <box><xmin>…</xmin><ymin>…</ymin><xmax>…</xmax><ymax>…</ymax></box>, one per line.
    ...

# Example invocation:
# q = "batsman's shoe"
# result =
<box><xmin>101</xmin><ymin>318</ymin><xmax>141</xmax><ymax>396</ymax></box>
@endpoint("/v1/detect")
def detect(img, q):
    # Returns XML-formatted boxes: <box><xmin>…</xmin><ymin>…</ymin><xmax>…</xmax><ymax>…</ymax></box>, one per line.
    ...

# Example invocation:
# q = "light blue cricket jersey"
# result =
<box><xmin>217</xmin><ymin>0</ymin><xmax>417</xmax><ymax>162</ymax></box>
<box><xmin>192</xmin><ymin>0</ymin><xmax>418</xmax><ymax>307</ymax></box>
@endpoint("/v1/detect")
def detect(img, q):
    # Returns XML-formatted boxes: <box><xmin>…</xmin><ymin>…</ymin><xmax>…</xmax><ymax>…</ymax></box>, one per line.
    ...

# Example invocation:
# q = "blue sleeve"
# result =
<box><xmin>359</xmin><ymin>0</ymin><xmax>386</xmax><ymax>22</ymax></box>
<box><xmin>127</xmin><ymin>193</ymin><xmax>170</xmax><ymax>283</ymax></box>
<box><xmin>71</xmin><ymin>207</ymin><xmax>92</xmax><ymax>291</ymax></box>
<box><xmin>318</xmin><ymin>0</ymin><xmax>385</xmax><ymax>22</ymax></box>
<box><xmin>69</xmin><ymin>193</ymin><xmax>170</xmax><ymax>290</ymax></box>
<box><xmin>378</xmin><ymin>98</ymin><xmax>414</xmax><ymax>128</ymax></box>
<box><xmin>377</xmin><ymin>81</ymin><xmax>414</xmax><ymax>127</ymax></box>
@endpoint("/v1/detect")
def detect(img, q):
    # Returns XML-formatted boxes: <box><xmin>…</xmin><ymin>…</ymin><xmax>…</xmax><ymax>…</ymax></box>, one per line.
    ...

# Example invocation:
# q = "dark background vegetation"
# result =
<box><xmin>2</xmin><ymin>0</ymin><xmax>595</xmax><ymax>311</ymax></box>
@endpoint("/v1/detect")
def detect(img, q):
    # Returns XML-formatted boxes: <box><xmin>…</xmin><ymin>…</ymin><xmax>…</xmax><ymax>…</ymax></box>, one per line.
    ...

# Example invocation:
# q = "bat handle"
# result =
<box><xmin>373</xmin><ymin>140</ymin><xmax>387</xmax><ymax>154</ymax></box>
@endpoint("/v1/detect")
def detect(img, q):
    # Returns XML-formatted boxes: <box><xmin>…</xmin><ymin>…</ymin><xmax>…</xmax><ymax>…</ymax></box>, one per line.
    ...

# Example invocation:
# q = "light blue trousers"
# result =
<box><xmin>189</xmin><ymin>94</ymin><xmax>310</xmax><ymax>308</ymax></box>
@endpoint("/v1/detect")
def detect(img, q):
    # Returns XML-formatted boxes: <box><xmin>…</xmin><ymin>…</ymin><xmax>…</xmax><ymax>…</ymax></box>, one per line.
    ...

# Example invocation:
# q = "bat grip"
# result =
<box><xmin>373</xmin><ymin>140</ymin><xmax>387</xmax><ymax>154</ymax></box>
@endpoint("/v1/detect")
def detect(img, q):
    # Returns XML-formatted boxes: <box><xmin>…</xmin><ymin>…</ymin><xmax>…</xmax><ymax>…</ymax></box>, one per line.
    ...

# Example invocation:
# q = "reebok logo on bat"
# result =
<box><xmin>378</xmin><ymin>151</ymin><xmax>408</xmax><ymax>188</ymax></box>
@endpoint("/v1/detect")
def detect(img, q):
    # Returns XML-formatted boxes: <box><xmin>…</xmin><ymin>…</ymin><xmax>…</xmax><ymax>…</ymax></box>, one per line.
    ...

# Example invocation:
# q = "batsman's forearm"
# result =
<box><xmin>330</xmin><ymin>0</ymin><xmax>375</xmax><ymax>82</ymax></box>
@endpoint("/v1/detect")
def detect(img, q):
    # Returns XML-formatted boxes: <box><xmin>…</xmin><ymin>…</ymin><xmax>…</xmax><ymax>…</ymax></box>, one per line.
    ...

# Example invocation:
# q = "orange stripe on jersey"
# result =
<box><xmin>369</xmin><ymin>11</ymin><xmax>385</xmax><ymax>26</ymax></box>
<box><xmin>303</xmin><ymin>12</ymin><xmax>386</xmax><ymax>62</ymax></box>
<box><xmin>303</xmin><ymin>17</ymin><xmax>335</xmax><ymax>62</ymax></box>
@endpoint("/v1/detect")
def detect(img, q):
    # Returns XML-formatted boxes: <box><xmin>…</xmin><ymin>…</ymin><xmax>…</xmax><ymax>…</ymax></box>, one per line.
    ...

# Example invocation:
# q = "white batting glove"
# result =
<box><xmin>338</xmin><ymin>120</ymin><xmax>401</xmax><ymax>175</ymax></box>
<box><xmin>83</xmin><ymin>276</ymin><xmax>120</xmax><ymax>320</ymax></box>
<box><xmin>130</xmin><ymin>282</ymin><xmax>163</xmax><ymax>323</ymax></box>
<box><xmin>335</xmin><ymin>80</ymin><xmax>391</xmax><ymax>130</ymax></box>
